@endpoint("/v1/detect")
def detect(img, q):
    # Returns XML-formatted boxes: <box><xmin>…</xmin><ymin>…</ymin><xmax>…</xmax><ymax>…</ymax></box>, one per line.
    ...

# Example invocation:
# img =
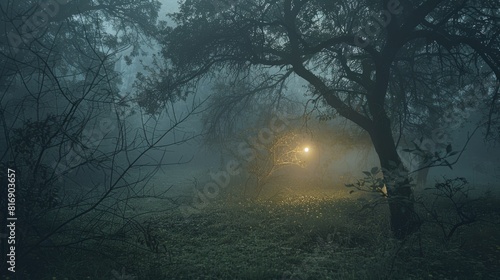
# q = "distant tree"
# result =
<box><xmin>137</xmin><ymin>0</ymin><xmax>500</xmax><ymax>239</ymax></box>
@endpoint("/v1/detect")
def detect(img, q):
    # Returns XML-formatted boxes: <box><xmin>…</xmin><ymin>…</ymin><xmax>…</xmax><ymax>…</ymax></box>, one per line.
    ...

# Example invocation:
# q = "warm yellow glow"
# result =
<box><xmin>304</xmin><ymin>147</ymin><xmax>309</xmax><ymax>153</ymax></box>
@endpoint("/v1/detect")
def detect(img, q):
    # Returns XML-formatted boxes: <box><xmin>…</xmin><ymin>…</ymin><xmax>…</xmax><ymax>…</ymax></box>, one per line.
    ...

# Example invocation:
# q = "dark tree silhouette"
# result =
<box><xmin>137</xmin><ymin>0</ymin><xmax>499</xmax><ymax>239</ymax></box>
<box><xmin>0</xmin><ymin>0</ymin><xmax>201</xmax><ymax>277</ymax></box>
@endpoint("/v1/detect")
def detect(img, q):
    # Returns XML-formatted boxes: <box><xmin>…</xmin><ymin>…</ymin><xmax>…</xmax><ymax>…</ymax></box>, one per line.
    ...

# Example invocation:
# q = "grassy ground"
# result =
<box><xmin>7</xmin><ymin>187</ymin><xmax>500</xmax><ymax>280</ymax></box>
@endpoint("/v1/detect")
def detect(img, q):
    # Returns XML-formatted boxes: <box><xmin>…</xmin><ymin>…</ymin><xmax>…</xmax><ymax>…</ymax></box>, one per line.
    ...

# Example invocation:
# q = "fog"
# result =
<box><xmin>1</xmin><ymin>0</ymin><xmax>499</xmax><ymax>279</ymax></box>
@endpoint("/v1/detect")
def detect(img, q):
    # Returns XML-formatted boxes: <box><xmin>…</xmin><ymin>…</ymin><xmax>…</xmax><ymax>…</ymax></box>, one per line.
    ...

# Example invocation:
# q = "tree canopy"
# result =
<box><xmin>137</xmin><ymin>0</ymin><xmax>499</xmax><ymax>238</ymax></box>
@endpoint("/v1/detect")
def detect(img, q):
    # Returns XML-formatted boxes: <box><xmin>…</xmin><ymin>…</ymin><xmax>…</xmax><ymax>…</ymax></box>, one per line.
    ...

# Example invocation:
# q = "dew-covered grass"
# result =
<box><xmin>9</xmin><ymin>187</ymin><xmax>500</xmax><ymax>280</ymax></box>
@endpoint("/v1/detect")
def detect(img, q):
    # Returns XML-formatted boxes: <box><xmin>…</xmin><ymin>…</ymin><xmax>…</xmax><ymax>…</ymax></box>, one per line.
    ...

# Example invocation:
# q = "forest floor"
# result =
<box><xmin>15</xmin><ymin>182</ymin><xmax>500</xmax><ymax>280</ymax></box>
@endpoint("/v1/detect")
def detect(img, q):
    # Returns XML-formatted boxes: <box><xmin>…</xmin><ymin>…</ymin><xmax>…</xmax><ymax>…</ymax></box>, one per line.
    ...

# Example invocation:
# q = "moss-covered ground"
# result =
<box><xmin>6</xmin><ymin>188</ymin><xmax>500</xmax><ymax>280</ymax></box>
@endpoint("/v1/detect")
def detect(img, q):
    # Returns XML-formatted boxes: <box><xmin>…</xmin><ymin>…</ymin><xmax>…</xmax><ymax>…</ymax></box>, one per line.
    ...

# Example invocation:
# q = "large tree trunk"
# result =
<box><xmin>369</xmin><ymin>115</ymin><xmax>421</xmax><ymax>239</ymax></box>
<box><xmin>291</xmin><ymin>44</ymin><xmax>421</xmax><ymax>238</ymax></box>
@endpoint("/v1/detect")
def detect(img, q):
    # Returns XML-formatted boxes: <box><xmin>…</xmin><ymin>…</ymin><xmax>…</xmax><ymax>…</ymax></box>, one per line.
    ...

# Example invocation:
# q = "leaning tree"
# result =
<box><xmin>137</xmin><ymin>0</ymin><xmax>500</xmax><ymax>239</ymax></box>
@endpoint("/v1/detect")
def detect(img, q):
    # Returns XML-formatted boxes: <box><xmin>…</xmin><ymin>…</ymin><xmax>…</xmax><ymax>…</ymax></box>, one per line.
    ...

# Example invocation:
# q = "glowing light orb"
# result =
<box><xmin>304</xmin><ymin>147</ymin><xmax>310</xmax><ymax>153</ymax></box>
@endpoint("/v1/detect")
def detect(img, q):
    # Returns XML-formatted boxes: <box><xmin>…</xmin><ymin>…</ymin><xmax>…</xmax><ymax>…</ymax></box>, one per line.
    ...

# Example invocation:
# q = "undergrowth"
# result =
<box><xmin>7</xmin><ymin>189</ymin><xmax>500</xmax><ymax>280</ymax></box>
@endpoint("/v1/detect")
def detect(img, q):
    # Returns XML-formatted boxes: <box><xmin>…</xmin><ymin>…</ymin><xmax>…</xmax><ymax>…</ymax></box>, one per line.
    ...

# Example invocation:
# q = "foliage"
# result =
<box><xmin>419</xmin><ymin>177</ymin><xmax>480</xmax><ymax>242</ymax></box>
<box><xmin>347</xmin><ymin>169</ymin><xmax>489</xmax><ymax>243</ymax></box>
<box><xmin>138</xmin><ymin>0</ymin><xmax>500</xmax><ymax>238</ymax></box>
<box><xmin>402</xmin><ymin>142</ymin><xmax>462</xmax><ymax>170</ymax></box>
<box><xmin>23</xmin><ymin>191</ymin><xmax>500</xmax><ymax>279</ymax></box>
<box><xmin>111</xmin><ymin>267</ymin><xmax>137</xmax><ymax>280</ymax></box>
<box><xmin>0</xmin><ymin>1</ymin><xmax>195</xmax><ymax>275</ymax></box>
<box><xmin>129</xmin><ymin>218</ymin><xmax>169</xmax><ymax>254</ymax></box>
<box><xmin>345</xmin><ymin>166</ymin><xmax>386</xmax><ymax>197</ymax></box>
<box><xmin>140</xmin><ymin>0</ymin><xmax>500</xmax><ymax>136</ymax></box>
